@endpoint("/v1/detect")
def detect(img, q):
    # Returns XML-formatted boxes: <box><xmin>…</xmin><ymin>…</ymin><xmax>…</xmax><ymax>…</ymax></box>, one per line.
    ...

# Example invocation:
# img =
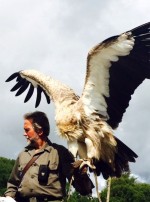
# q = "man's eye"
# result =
<box><xmin>25</xmin><ymin>129</ymin><xmax>29</xmax><ymax>132</ymax></box>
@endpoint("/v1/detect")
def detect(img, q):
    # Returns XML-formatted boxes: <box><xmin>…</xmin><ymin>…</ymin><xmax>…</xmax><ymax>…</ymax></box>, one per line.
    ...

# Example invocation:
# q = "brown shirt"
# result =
<box><xmin>5</xmin><ymin>141</ymin><xmax>74</xmax><ymax>199</ymax></box>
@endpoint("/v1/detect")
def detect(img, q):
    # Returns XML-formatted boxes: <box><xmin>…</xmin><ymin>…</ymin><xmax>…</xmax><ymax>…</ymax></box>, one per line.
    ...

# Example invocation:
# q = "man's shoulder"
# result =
<box><xmin>51</xmin><ymin>143</ymin><xmax>70</xmax><ymax>155</ymax></box>
<box><xmin>48</xmin><ymin>141</ymin><xmax>74</xmax><ymax>161</ymax></box>
<box><xmin>16</xmin><ymin>147</ymin><xmax>31</xmax><ymax>160</ymax></box>
<box><xmin>51</xmin><ymin>143</ymin><xmax>66</xmax><ymax>150</ymax></box>
<box><xmin>47</xmin><ymin>140</ymin><xmax>67</xmax><ymax>151</ymax></box>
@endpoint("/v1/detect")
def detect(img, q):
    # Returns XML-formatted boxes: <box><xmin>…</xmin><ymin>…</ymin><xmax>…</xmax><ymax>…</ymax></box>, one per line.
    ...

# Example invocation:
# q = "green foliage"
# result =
<box><xmin>65</xmin><ymin>191</ymin><xmax>98</xmax><ymax>202</ymax></box>
<box><xmin>101</xmin><ymin>173</ymin><xmax>150</xmax><ymax>202</ymax></box>
<box><xmin>64</xmin><ymin>191</ymin><xmax>99</xmax><ymax>202</ymax></box>
<box><xmin>0</xmin><ymin>157</ymin><xmax>15</xmax><ymax>195</ymax></box>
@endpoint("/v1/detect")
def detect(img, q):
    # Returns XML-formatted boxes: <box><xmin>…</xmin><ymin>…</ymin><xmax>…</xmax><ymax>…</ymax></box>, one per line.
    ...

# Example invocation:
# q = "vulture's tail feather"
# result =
<box><xmin>94</xmin><ymin>137</ymin><xmax>138</xmax><ymax>179</ymax></box>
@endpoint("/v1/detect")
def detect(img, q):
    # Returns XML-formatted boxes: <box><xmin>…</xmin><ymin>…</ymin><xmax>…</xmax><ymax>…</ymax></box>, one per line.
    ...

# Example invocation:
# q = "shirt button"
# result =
<box><xmin>31</xmin><ymin>175</ymin><xmax>34</xmax><ymax>178</ymax></box>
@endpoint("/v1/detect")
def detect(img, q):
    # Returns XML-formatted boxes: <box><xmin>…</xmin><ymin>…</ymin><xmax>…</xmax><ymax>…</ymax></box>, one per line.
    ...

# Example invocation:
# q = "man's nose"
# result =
<box><xmin>24</xmin><ymin>132</ymin><xmax>27</xmax><ymax>136</ymax></box>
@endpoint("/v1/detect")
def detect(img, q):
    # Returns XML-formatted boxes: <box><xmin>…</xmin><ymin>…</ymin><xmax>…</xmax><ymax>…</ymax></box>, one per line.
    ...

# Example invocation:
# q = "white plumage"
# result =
<box><xmin>6</xmin><ymin>22</ymin><xmax>150</xmax><ymax>179</ymax></box>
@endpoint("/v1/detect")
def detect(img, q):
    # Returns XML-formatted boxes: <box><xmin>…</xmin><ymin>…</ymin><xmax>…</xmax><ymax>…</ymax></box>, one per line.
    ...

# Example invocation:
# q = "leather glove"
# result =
<box><xmin>72</xmin><ymin>165</ymin><xmax>95</xmax><ymax>196</ymax></box>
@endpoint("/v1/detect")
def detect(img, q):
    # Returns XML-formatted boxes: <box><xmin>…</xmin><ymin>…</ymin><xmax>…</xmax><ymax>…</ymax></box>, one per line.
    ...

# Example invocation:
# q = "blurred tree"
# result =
<box><xmin>0</xmin><ymin>157</ymin><xmax>15</xmax><ymax>195</ymax></box>
<box><xmin>101</xmin><ymin>173</ymin><xmax>150</xmax><ymax>202</ymax></box>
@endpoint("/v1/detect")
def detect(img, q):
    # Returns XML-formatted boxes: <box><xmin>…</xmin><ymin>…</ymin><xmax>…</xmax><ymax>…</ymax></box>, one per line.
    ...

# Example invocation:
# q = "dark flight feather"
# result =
<box><xmin>24</xmin><ymin>83</ymin><xmax>34</xmax><ymax>103</ymax></box>
<box><xmin>5</xmin><ymin>72</ymin><xmax>19</xmax><ymax>82</ymax></box>
<box><xmin>10</xmin><ymin>78</ymin><xmax>26</xmax><ymax>92</ymax></box>
<box><xmin>35</xmin><ymin>85</ymin><xmax>42</xmax><ymax>108</ymax></box>
<box><xmin>15</xmin><ymin>81</ymin><xmax>30</xmax><ymax>96</ymax></box>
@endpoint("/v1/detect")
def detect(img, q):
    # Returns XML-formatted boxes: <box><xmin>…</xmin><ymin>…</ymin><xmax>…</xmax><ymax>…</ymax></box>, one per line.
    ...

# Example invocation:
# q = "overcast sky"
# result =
<box><xmin>0</xmin><ymin>0</ymin><xmax>150</xmax><ymax>188</ymax></box>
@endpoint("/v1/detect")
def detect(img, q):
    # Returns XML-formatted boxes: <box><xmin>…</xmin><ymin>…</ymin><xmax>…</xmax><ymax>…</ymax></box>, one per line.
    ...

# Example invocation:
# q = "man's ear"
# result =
<box><xmin>38</xmin><ymin>129</ymin><xmax>43</xmax><ymax>136</ymax></box>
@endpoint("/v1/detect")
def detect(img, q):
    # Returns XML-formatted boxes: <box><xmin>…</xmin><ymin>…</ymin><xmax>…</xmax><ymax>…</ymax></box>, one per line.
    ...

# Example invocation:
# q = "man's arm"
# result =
<box><xmin>4</xmin><ymin>157</ymin><xmax>20</xmax><ymax>198</ymax></box>
<box><xmin>54</xmin><ymin>144</ymin><xmax>94</xmax><ymax>196</ymax></box>
<box><xmin>72</xmin><ymin>165</ymin><xmax>95</xmax><ymax>196</ymax></box>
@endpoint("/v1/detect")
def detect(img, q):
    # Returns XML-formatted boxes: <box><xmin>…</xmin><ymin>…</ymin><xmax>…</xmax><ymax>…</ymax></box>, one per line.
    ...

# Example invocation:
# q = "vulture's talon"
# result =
<box><xmin>79</xmin><ymin>159</ymin><xmax>96</xmax><ymax>170</ymax></box>
<box><xmin>73</xmin><ymin>159</ymin><xmax>96</xmax><ymax>170</ymax></box>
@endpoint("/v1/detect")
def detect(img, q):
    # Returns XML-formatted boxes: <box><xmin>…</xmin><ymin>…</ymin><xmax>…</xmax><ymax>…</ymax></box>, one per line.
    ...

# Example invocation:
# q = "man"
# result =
<box><xmin>4</xmin><ymin>111</ymin><xmax>94</xmax><ymax>202</ymax></box>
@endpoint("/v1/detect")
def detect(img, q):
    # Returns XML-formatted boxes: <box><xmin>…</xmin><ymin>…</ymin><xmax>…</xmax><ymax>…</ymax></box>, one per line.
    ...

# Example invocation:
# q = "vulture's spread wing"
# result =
<box><xmin>6</xmin><ymin>72</ymin><xmax>51</xmax><ymax>107</ymax></box>
<box><xmin>6</xmin><ymin>70</ymin><xmax>78</xmax><ymax>107</ymax></box>
<box><xmin>81</xmin><ymin>22</ymin><xmax>150</xmax><ymax>129</ymax></box>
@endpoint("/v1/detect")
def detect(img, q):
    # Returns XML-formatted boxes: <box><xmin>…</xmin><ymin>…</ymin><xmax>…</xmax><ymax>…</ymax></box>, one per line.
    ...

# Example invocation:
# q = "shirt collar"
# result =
<box><xmin>25</xmin><ymin>139</ymin><xmax>53</xmax><ymax>153</ymax></box>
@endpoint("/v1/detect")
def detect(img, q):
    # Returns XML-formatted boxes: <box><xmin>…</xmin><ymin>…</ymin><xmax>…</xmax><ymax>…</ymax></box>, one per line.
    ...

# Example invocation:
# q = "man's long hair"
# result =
<box><xmin>24</xmin><ymin>111</ymin><xmax>50</xmax><ymax>136</ymax></box>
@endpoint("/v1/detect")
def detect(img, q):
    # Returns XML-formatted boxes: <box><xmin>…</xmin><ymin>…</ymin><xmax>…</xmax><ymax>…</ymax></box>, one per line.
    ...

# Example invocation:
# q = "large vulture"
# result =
<box><xmin>6</xmin><ymin>22</ymin><xmax>150</xmax><ymax>180</ymax></box>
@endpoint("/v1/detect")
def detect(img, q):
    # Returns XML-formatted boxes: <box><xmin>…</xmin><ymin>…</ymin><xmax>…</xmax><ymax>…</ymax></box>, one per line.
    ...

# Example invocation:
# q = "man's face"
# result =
<box><xmin>24</xmin><ymin>119</ymin><xmax>39</xmax><ymax>144</ymax></box>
